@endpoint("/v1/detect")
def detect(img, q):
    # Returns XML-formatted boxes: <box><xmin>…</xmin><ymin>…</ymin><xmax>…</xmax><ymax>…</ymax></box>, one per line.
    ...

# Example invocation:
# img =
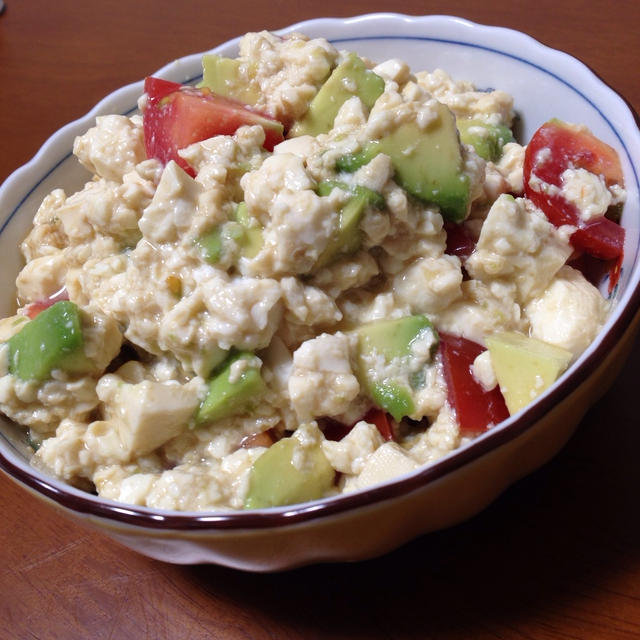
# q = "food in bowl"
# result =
<box><xmin>0</xmin><ymin>30</ymin><xmax>627</xmax><ymax>512</ymax></box>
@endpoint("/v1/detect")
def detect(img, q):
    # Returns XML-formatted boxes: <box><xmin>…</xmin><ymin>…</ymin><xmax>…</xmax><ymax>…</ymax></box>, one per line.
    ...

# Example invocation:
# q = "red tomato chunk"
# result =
<box><xmin>142</xmin><ymin>77</ymin><xmax>285</xmax><ymax>176</ymax></box>
<box><xmin>439</xmin><ymin>332</ymin><xmax>509</xmax><ymax>436</ymax></box>
<box><xmin>523</xmin><ymin>120</ymin><xmax>625</xmax><ymax>288</ymax></box>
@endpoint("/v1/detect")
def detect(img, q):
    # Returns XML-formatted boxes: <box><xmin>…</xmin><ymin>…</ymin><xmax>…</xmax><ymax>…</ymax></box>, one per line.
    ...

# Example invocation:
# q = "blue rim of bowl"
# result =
<box><xmin>1</xmin><ymin>14</ymin><xmax>639</xmax><ymax>531</ymax></box>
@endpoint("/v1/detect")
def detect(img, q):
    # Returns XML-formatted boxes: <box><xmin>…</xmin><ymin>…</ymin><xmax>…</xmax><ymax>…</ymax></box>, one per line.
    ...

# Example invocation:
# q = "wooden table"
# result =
<box><xmin>1</xmin><ymin>1</ymin><xmax>638</xmax><ymax>638</ymax></box>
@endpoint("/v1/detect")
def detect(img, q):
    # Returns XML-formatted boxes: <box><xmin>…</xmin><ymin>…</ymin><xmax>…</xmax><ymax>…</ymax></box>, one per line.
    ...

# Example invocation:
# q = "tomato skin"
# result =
<box><xmin>523</xmin><ymin>119</ymin><xmax>625</xmax><ymax>265</ymax></box>
<box><xmin>144</xmin><ymin>76</ymin><xmax>182</xmax><ymax>103</ymax></box>
<box><xmin>142</xmin><ymin>77</ymin><xmax>285</xmax><ymax>176</ymax></box>
<box><xmin>23</xmin><ymin>289</ymin><xmax>70</xmax><ymax>319</ymax></box>
<box><xmin>319</xmin><ymin>418</ymin><xmax>352</xmax><ymax>442</ymax></box>
<box><xmin>439</xmin><ymin>332</ymin><xmax>509</xmax><ymax>436</ymax></box>
<box><xmin>320</xmin><ymin>408</ymin><xmax>396</xmax><ymax>442</ymax></box>
<box><xmin>361</xmin><ymin>408</ymin><xmax>395</xmax><ymax>442</ymax></box>
<box><xmin>525</xmin><ymin>119</ymin><xmax>623</xmax><ymax>187</ymax></box>
<box><xmin>444</xmin><ymin>221</ymin><xmax>476</xmax><ymax>261</ymax></box>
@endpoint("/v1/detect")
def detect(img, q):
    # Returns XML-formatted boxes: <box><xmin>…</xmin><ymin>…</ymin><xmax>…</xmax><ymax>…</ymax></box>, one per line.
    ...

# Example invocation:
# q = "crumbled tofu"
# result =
<box><xmin>138</xmin><ymin>161</ymin><xmax>203</xmax><ymax>244</ymax></box>
<box><xmin>97</xmin><ymin>375</ymin><xmax>203</xmax><ymax>457</ymax></box>
<box><xmin>289</xmin><ymin>332</ymin><xmax>360</xmax><ymax>421</ymax></box>
<box><xmin>560</xmin><ymin>168</ymin><xmax>612</xmax><ymax>222</ymax></box>
<box><xmin>322</xmin><ymin>420</ymin><xmax>385</xmax><ymax>475</ymax></box>
<box><xmin>472</xmin><ymin>350</ymin><xmax>498</xmax><ymax>391</ymax></box>
<box><xmin>392</xmin><ymin>254</ymin><xmax>463</xmax><ymax>314</ymax></box>
<box><xmin>73</xmin><ymin>115</ymin><xmax>146</xmax><ymax>182</ymax></box>
<box><xmin>345</xmin><ymin>442</ymin><xmax>420</xmax><ymax>491</ymax></box>
<box><xmin>525</xmin><ymin>266</ymin><xmax>610</xmax><ymax>358</ymax></box>
<box><xmin>466</xmin><ymin>195</ymin><xmax>573</xmax><ymax>303</ymax></box>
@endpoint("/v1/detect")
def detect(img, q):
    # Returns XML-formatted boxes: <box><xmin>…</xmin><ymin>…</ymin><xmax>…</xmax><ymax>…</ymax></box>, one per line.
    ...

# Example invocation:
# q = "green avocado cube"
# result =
<box><xmin>196</xmin><ymin>205</ymin><xmax>264</xmax><ymax>264</ymax></box>
<box><xmin>458</xmin><ymin>120</ymin><xmax>514</xmax><ymax>161</ymax></box>
<box><xmin>7</xmin><ymin>301</ymin><xmax>87</xmax><ymax>381</ymax></box>
<box><xmin>195</xmin><ymin>351</ymin><xmax>266</xmax><ymax>426</ymax></box>
<box><xmin>199</xmin><ymin>53</ymin><xmax>259</xmax><ymax>105</ymax></box>
<box><xmin>356</xmin><ymin>315</ymin><xmax>438</xmax><ymax>421</ymax></box>
<box><xmin>196</xmin><ymin>221</ymin><xmax>245</xmax><ymax>264</ymax></box>
<box><xmin>486</xmin><ymin>331</ymin><xmax>573</xmax><ymax>415</ymax></box>
<box><xmin>196</xmin><ymin>228</ymin><xmax>225</xmax><ymax>264</ymax></box>
<box><xmin>290</xmin><ymin>52</ymin><xmax>385</xmax><ymax>137</ymax></box>
<box><xmin>336</xmin><ymin>102</ymin><xmax>471</xmax><ymax>222</ymax></box>
<box><xmin>244</xmin><ymin>435</ymin><xmax>335</xmax><ymax>509</ymax></box>
<box><xmin>368</xmin><ymin>382</ymin><xmax>415</xmax><ymax>424</ymax></box>
<box><xmin>315</xmin><ymin>180</ymin><xmax>385</xmax><ymax>267</ymax></box>
<box><xmin>234</xmin><ymin>202</ymin><xmax>263</xmax><ymax>259</ymax></box>
<box><xmin>357</xmin><ymin>315</ymin><xmax>438</xmax><ymax>361</ymax></box>
<box><xmin>335</xmin><ymin>144</ymin><xmax>381</xmax><ymax>173</ymax></box>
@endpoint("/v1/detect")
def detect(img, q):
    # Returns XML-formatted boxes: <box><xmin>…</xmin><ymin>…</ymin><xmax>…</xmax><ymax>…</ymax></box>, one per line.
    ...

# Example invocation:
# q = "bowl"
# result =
<box><xmin>0</xmin><ymin>13</ymin><xmax>639</xmax><ymax>571</ymax></box>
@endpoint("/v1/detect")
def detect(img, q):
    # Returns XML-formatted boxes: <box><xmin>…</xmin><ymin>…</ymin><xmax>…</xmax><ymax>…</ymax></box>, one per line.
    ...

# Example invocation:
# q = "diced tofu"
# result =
<box><xmin>98</xmin><ymin>376</ymin><xmax>203</xmax><ymax>457</ymax></box>
<box><xmin>392</xmin><ymin>254</ymin><xmax>463</xmax><ymax>314</ymax></box>
<box><xmin>138</xmin><ymin>161</ymin><xmax>203</xmax><ymax>244</ymax></box>
<box><xmin>465</xmin><ymin>194</ymin><xmax>573</xmax><ymax>303</ymax></box>
<box><xmin>346</xmin><ymin>442</ymin><xmax>419</xmax><ymax>491</ymax></box>
<box><xmin>0</xmin><ymin>315</ymin><xmax>29</xmax><ymax>343</ymax></box>
<box><xmin>15</xmin><ymin>253</ymin><xmax>68</xmax><ymax>304</ymax></box>
<box><xmin>560</xmin><ymin>168</ymin><xmax>612</xmax><ymax>222</ymax></box>
<box><xmin>525</xmin><ymin>265</ymin><xmax>610</xmax><ymax>358</ymax></box>
<box><xmin>73</xmin><ymin>115</ymin><xmax>146</xmax><ymax>182</ymax></box>
<box><xmin>288</xmin><ymin>332</ymin><xmax>360</xmax><ymax>421</ymax></box>
<box><xmin>322</xmin><ymin>420</ymin><xmax>384</xmax><ymax>475</ymax></box>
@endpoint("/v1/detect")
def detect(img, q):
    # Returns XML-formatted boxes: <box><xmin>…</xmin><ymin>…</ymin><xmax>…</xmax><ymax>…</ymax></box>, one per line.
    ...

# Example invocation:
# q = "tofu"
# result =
<box><xmin>525</xmin><ymin>265</ymin><xmax>609</xmax><ymax>358</ymax></box>
<box><xmin>288</xmin><ymin>332</ymin><xmax>360</xmax><ymax>421</ymax></box>
<box><xmin>465</xmin><ymin>194</ymin><xmax>573</xmax><ymax>303</ymax></box>
<box><xmin>98</xmin><ymin>376</ymin><xmax>203</xmax><ymax>457</ymax></box>
<box><xmin>347</xmin><ymin>442</ymin><xmax>419</xmax><ymax>491</ymax></box>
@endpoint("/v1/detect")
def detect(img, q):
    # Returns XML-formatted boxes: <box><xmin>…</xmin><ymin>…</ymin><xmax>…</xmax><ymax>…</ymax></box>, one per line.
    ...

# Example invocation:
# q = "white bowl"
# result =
<box><xmin>1</xmin><ymin>13</ymin><xmax>639</xmax><ymax>571</ymax></box>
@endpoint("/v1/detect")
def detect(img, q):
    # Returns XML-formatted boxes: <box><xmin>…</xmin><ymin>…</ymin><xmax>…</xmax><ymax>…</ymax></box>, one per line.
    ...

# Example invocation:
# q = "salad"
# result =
<box><xmin>0</xmin><ymin>31</ymin><xmax>626</xmax><ymax>511</ymax></box>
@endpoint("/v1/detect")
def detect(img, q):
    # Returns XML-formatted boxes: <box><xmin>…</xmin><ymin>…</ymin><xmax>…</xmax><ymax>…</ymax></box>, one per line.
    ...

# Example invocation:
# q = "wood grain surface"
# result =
<box><xmin>1</xmin><ymin>1</ymin><xmax>638</xmax><ymax>638</ymax></box>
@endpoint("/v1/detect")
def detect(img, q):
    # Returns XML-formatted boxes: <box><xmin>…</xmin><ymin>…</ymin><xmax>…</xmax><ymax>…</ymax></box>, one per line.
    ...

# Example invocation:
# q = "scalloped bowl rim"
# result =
<box><xmin>0</xmin><ymin>13</ymin><xmax>639</xmax><ymax>532</ymax></box>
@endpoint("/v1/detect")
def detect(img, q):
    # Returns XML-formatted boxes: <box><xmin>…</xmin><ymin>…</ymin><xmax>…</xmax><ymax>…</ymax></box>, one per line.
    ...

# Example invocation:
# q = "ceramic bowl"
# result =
<box><xmin>0</xmin><ymin>13</ymin><xmax>639</xmax><ymax>571</ymax></box>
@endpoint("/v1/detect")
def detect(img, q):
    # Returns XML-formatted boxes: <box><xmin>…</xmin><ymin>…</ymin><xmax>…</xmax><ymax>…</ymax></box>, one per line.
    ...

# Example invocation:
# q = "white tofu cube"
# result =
<box><xmin>100</xmin><ymin>377</ymin><xmax>202</xmax><ymax>457</ymax></box>
<box><xmin>350</xmin><ymin>442</ymin><xmax>419</xmax><ymax>491</ymax></box>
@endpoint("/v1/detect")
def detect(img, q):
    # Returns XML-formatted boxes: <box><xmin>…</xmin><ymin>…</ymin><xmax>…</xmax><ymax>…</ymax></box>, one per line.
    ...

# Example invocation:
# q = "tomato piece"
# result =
<box><xmin>142</xmin><ymin>77</ymin><xmax>285</xmax><ymax>176</ymax></box>
<box><xmin>444</xmin><ymin>221</ymin><xmax>476</xmax><ymax>261</ymax></box>
<box><xmin>23</xmin><ymin>288</ymin><xmax>70</xmax><ymax>319</ymax></box>
<box><xmin>240</xmin><ymin>428</ymin><xmax>277</xmax><ymax>449</ymax></box>
<box><xmin>319</xmin><ymin>408</ymin><xmax>396</xmax><ymax>442</ymax></box>
<box><xmin>523</xmin><ymin>119</ymin><xmax>625</xmax><ymax>281</ymax></box>
<box><xmin>439</xmin><ymin>332</ymin><xmax>509</xmax><ymax>436</ymax></box>
<box><xmin>144</xmin><ymin>76</ymin><xmax>183</xmax><ymax>103</ymax></box>
<box><xmin>526</xmin><ymin>119</ymin><xmax>623</xmax><ymax>187</ymax></box>
<box><xmin>319</xmin><ymin>418</ymin><xmax>353</xmax><ymax>442</ymax></box>
<box><xmin>361</xmin><ymin>408</ymin><xmax>395</xmax><ymax>442</ymax></box>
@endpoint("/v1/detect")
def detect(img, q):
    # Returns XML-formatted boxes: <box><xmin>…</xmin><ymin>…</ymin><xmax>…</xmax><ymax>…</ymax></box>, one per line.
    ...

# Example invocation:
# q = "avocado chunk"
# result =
<box><xmin>244</xmin><ymin>434</ymin><xmax>335</xmax><ymax>509</ymax></box>
<box><xmin>335</xmin><ymin>144</ymin><xmax>381</xmax><ymax>173</ymax></box>
<box><xmin>356</xmin><ymin>315</ymin><xmax>439</xmax><ymax>421</ymax></box>
<box><xmin>315</xmin><ymin>180</ymin><xmax>385</xmax><ymax>267</ymax></box>
<box><xmin>196</xmin><ymin>203</ymin><xmax>263</xmax><ymax>264</ymax></box>
<box><xmin>7</xmin><ymin>301</ymin><xmax>89</xmax><ymax>381</ymax></box>
<box><xmin>458</xmin><ymin>119</ymin><xmax>514</xmax><ymax>161</ymax></box>
<box><xmin>199</xmin><ymin>53</ymin><xmax>259</xmax><ymax>105</ymax></box>
<box><xmin>195</xmin><ymin>351</ymin><xmax>266</xmax><ymax>426</ymax></box>
<box><xmin>290</xmin><ymin>52</ymin><xmax>385</xmax><ymax>137</ymax></box>
<box><xmin>195</xmin><ymin>221</ymin><xmax>244</xmax><ymax>264</ymax></box>
<box><xmin>234</xmin><ymin>202</ymin><xmax>263</xmax><ymax>259</ymax></box>
<box><xmin>336</xmin><ymin>102</ymin><xmax>471</xmax><ymax>222</ymax></box>
<box><xmin>485</xmin><ymin>331</ymin><xmax>573</xmax><ymax>415</ymax></box>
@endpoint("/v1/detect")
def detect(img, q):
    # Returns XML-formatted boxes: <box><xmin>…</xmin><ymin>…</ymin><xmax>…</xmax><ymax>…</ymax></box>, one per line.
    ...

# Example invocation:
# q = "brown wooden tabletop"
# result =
<box><xmin>1</xmin><ymin>1</ymin><xmax>639</xmax><ymax>638</ymax></box>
